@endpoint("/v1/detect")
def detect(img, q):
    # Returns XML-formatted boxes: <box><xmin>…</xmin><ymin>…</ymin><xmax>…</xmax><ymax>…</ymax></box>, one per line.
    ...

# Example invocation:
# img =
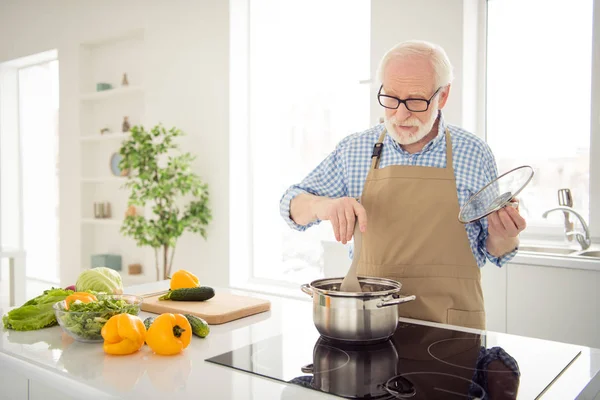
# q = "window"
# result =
<box><xmin>19</xmin><ymin>59</ymin><xmax>60</xmax><ymax>282</ymax></box>
<box><xmin>0</xmin><ymin>51</ymin><xmax>59</xmax><ymax>283</ymax></box>
<box><xmin>231</xmin><ymin>0</ymin><xmax>370</xmax><ymax>286</ymax></box>
<box><xmin>486</xmin><ymin>0</ymin><xmax>595</xmax><ymax>238</ymax></box>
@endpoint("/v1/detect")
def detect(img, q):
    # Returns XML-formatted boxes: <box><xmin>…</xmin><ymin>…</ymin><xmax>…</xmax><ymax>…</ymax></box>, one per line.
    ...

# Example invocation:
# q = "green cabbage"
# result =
<box><xmin>76</xmin><ymin>267</ymin><xmax>123</xmax><ymax>294</ymax></box>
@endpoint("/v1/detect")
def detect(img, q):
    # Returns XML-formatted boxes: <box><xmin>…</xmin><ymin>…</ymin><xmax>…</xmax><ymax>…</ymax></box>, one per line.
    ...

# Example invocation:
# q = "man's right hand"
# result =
<box><xmin>290</xmin><ymin>194</ymin><xmax>368</xmax><ymax>244</ymax></box>
<box><xmin>314</xmin><ymin>197</ymin><xmax>367</xmax><ymax>244</ymax></box>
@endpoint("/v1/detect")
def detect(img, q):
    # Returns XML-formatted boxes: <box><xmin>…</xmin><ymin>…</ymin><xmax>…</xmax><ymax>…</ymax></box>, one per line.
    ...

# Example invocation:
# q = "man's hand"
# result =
<box><xmin>486</xmin><ymin>201</ymin><xmax>526</xmax><ymax>257</ymax></box>
<box><xmin>314</xmin><ymin>197</ymin><xmax>367</xmax><ymax>244</ymax></box>
<box><xmin>290</xmin><ymin>194</ymin><xmax>368</xmax><ymax>244</ymax></box>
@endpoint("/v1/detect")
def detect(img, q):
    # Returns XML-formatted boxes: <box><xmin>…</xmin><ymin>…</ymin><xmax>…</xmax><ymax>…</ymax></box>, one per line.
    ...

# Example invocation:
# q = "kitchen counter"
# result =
<box><xmin>1</xmin><ymin>280</ymin><xmax>600</xmax><ymax>400</ymax></box>
<box><xmin>512</xmin><ymin>240</ymin><xmax>600</xmax><ymax>271</ymax></box>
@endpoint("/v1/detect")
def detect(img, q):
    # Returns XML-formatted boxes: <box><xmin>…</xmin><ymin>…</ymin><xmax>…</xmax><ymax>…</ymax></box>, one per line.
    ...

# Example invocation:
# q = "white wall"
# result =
<box><xmin>0</xmin><ymin>0</ymin><xmax>484</xmax><ymax>288</ymax></box>
<box><xmin>0</xmin><ymin>0</ymin><xmax>230</xmax><ymax>287</ymax></box>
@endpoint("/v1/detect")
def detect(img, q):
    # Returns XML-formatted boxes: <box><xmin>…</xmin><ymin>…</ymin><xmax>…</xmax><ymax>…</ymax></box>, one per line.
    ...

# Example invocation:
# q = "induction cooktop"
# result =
<box><xmin>206</xmin><ymin>321</ymin><xmax>581</xmax><ymax>399</ymax></box>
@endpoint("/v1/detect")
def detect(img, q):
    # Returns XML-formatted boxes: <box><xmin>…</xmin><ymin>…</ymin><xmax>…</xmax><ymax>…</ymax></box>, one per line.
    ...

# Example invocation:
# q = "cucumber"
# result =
<box><xmin>158</xmin><ymin>286</ymin><xmax>215</xmax><ymax>301</ymax></box>
<box><xmin>184</xmin><ymin>314</ymin><xmax>210</xmax><ymax>338</ymax></box>
<box><xmin>143</xmin><ymin>316</ymin><xmax>155</xmax><ymax>331</ymax></box>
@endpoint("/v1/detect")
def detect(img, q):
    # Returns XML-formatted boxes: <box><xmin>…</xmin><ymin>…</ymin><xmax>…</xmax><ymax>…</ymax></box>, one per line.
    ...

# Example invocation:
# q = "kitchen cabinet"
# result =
<box><xmin>0</xmin><ymin>363</ymin><xmax>82</xmax><ymax>400</ymax></box>
<box><xmin>480</xmin><ymin>261</ymin><xmax>507</xmax><ymax>332</ymax></box>
<box><xmin>0</xmin><ymin>363</ymin><xmax>28</xmax><ymax>399</ymax></box>
<box><xmin>28</xmin><ymin>380</ymin><xmax>79</xmax><ymax>400</ymax></box>
<box><xmin>506</xmin><ymin>262</ymin><xmax>600</xmax><ymax>349</ymax></box>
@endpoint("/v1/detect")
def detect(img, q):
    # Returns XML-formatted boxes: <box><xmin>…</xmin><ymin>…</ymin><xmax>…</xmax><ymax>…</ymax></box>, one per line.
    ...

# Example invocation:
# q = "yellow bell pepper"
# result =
<box><xmin>170</xmin><ymin>269</ymin><xmax>199</xmax><ymax>290</ymax></box>
<box><xmin>64</xmin><ymin>292</ymin><xmax>97</xmax><ymax>310</ymax></box>
<box><xmin>146</xmin><ymin>313</ymin><xmax>192</xmax><ymax>355</ymax></box>
<box><xmin>101</xmin><ymin>313</ymin><xmax>146</xmax><ymax>355</ymax></box>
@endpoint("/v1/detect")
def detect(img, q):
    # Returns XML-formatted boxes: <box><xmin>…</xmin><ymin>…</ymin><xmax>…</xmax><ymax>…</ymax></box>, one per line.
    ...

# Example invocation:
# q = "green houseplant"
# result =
<box><xmin>118</xmin><ymin>124</ymin><xmax>212</xmax><ymax>281</ymax></box>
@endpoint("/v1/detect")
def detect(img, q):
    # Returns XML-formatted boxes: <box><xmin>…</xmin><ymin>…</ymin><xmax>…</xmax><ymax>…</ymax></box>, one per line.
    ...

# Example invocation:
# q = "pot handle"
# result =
<box><xmin>377</xmin><ymin>295</ymin><xmax>416</xmax><ymax>308</ymax></box>
<box><xmin>301</xmin><ymin>284</ymin><xmax>313</xmax><ymax>297</ymax></box>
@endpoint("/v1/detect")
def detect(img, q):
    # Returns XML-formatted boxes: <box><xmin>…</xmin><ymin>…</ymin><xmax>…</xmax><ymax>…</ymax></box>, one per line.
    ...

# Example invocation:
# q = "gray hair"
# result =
<box><xmin>376</xmin><ymin>40</ymin><xmax>454</xmax><ymax>88</ymax></box>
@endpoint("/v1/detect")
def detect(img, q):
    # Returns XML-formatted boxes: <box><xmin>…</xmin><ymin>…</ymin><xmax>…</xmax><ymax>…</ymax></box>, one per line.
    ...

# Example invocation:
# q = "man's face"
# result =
<box><xmin>381</xmin><ymin>56</ymin><xmax>442</xmax><ymax>145</ymax></box>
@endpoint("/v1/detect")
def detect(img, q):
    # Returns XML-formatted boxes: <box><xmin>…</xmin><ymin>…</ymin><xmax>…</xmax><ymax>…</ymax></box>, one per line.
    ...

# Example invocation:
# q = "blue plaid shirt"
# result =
<box><xmin>279</xmin><ymin>111</ymin><xmax>517</xmax><ymax>267</ymax></box>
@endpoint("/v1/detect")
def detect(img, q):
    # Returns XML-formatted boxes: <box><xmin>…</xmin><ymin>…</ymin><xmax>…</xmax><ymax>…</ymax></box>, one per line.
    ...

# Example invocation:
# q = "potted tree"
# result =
<box><xmin>118</xmin><ymin>124</ymin><xmax>212</xmax><ymax>281</ymax></box>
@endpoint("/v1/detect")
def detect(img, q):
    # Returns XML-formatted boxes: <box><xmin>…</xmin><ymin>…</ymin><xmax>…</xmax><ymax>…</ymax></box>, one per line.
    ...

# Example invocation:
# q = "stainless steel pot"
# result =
<box><xmin>300</xmin><ymin>336</ymin><xmax>399</xmax><ymax>399</ymax></box>
<box><xmin>300</xmin><ymin>276</ymin><xmax>416</xmax><ymax>344</ymax></box>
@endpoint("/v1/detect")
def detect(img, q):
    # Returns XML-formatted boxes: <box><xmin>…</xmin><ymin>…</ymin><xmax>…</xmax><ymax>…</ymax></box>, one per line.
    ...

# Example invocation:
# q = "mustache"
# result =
<box><xmin>386</xmin><ymin>116</ymin><xmax>422</xmax><ymax>127</ymax></box>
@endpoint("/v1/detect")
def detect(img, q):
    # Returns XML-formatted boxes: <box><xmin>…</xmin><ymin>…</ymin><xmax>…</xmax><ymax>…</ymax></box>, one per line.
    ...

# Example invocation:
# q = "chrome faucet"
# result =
<box><xmin>542</xmin><ymin>206</ymin><xmax>591</xmax><ymax>250</ymax></box>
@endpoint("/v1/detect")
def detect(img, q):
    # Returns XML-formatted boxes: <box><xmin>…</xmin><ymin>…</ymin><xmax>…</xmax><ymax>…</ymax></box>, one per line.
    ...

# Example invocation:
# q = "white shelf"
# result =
<box><xmin>78</xmin><ymin>31</ymin><xmax>146</xmax><ymax>278</ymax></box>
<box><xmin>81</xmin><ymin>133</ymin><xmax>131</xmax><ymax>142</ymax></box>
<box><xmin>81</xmin><ymin>177</ymin><xmax>128</xmax><ymax>183</ymax></box>
<box><xmin>81</xmin><ymin>218</ymin><xmax>123</xmax><ymax>225</ymax></box>
<box><xmin>80</xmin><ymin>29</ymin><xmax>144</xmax><ymax>49</ymax></box>
<box><xmin>80</xmin><ymin>85</ymin><xmax>143</xmax><ymax>101</ymax></box>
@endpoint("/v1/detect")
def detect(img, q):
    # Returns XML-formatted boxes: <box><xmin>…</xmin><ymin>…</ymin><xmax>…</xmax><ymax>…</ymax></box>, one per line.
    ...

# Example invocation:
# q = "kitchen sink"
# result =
<box><xmin>517</xmin><ymin>245</ymin><xmax>600</xmax><ymax>260</ymax></box>
<box><xmin>518</xmin><ymin>245</ymin><xmax>579</xmax><ymax>256</ymax></box>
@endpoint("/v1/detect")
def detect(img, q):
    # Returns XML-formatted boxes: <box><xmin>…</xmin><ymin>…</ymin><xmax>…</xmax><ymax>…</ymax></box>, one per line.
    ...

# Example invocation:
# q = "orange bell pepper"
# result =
<box><xmin>101</xmin><ymin>313</ymin><xmax>146</xmax><ymax>355</ymax></box>
<box><xmin>169</xmin><ymin>269</ymin><xmax>199</xmax><ymax>290</ymax></box>
<box><xmin>146</xmin><ymin>313</ymin><xmax>192</xmax><ymax>355</ymax></box>
<box><xmin>64</xmin><ymin>292</ymin><xmax>97</xmax><ymax>310</ymax></box>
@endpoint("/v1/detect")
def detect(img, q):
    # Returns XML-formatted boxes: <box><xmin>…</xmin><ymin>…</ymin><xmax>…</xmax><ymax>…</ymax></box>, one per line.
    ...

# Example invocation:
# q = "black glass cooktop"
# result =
<box><xmin>206</xmin><ymin>322</ymin><xmax>581</xmax><ymax>399</ymax></box>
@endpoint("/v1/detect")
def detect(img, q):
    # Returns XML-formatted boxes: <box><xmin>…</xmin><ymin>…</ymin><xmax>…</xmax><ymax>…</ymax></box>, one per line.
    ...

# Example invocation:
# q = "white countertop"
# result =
<box><xmin>513</xmin><ymin>239</ymin><xmax>600</xmax><ymax>271</ymax></box>
<box><xmin>1</xmin><ymin>280</ymin><xmax>600</xmax><ymax>400</ymax></box>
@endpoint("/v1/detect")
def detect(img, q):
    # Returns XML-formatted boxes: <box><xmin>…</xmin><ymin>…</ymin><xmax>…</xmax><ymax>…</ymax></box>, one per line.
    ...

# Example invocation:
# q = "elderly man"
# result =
<box><xmin>279</xmin><ymin>40</ymin><xmax>526</xmax><ymax>330</ymax></box>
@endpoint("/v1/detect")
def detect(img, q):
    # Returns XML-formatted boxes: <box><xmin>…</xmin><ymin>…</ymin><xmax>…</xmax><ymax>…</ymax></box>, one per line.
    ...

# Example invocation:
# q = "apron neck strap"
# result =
<box><xmin>370</xmin><ymin>127</ymin><xmax>453</xmax><ymax>171</ymax></box>
<box><xmin>370</xmin><ymin>130</ymin><xmax>387</xmax><ymax>169</ymax></box>
<box><xmin>444</xmin><ymin>127</ymin><xmax>453</xmax><ymax>171</ymax></box>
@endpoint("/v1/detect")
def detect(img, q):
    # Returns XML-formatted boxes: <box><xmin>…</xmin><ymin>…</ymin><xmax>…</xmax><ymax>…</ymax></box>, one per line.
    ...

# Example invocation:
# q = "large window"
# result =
<box><xmin>19</xmin><ymin>60</ymin><xmax>60</xmax><ymax>282</ymax></box>
<box><xmin>0</xmin><ymin>52</ymin><xmax>59</xmax><ymax>283</ymax></box>
<box><xmin>486</xmin><ymin>0</ymin><xmax>595</xmax><ymax>238</ymax></box>
<box><xmin>232</xmin><ymin>0</ymin><xmax>371</xmax><ymax>285</ymax></box>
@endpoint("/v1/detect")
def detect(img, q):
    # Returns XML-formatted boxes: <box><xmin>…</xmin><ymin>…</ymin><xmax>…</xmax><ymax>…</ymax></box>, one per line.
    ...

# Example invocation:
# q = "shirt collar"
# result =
<box><xmin>387</xmin><ymin>110</ymin><xmax>446</xmax><ymax>156</ymax></box>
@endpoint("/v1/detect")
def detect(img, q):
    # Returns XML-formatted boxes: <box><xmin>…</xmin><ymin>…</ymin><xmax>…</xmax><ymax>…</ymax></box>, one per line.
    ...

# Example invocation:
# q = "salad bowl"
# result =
<box><xmin>53</xmin><ymin>294</ymin><xmax>142</xmax><ymax>343</ymax></box>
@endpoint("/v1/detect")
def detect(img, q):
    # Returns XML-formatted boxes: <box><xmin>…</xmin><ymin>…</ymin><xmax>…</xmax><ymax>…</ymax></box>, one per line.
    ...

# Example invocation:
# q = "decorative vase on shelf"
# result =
<box><xmin>122</xmin><ymin>117</ymin><xmax>130</xmax><ymax>132</ymax></box>
<box><xmin>128</xmin><ymin>263</ymin><xmax>142</xmax><ymax>275</ymax></box>
<box><xmin>121</xmin><ymin>73</ymin><xmax>129</xmax><ymax>86</ymax></box>
<box><xmin>96</xmin><ymin>82</ymin><xmax>112</xmax><ymax>92</ymax></box>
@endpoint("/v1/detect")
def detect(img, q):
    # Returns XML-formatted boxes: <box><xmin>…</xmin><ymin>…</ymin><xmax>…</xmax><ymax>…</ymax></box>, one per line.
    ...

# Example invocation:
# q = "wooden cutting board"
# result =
<box><xmin>140</xmin><ymin>291</ymin><xmax>271</xmax><ymax>324</ymax></box>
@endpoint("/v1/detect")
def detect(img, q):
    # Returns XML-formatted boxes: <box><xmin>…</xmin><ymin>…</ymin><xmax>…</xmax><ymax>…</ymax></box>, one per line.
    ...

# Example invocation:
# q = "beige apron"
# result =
<box><xmin>357</xmin><ymin>128</ymin><xmax>486</xmax><ymax>330</ymax></box>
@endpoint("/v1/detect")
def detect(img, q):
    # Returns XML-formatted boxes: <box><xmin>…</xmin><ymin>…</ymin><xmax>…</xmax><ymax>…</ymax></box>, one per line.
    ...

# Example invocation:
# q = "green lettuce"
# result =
<box><xmin>2</xmin><ymin>288</ymin><xmax>73</xmax><ymax>331</ymax></box>
<box><xmin>57</xmin><ymin>297</ymin><xmax>139</xmax><ymax>341</ymax></box>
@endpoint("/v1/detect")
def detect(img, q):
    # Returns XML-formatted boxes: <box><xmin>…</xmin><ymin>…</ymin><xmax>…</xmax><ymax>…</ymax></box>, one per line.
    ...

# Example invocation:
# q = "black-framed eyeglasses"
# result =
<box><xmin>377</xmin><ymin>85</ymin><xmax>442</xmax><ymax>112</ymax></box>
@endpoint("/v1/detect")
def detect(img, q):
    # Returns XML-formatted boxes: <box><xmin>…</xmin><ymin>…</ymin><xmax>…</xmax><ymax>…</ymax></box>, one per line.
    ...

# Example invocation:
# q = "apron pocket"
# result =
<box><xmin>447</xmin><ymin>309</ymin><xmax>486</xmax><ymax>330</ymax></box>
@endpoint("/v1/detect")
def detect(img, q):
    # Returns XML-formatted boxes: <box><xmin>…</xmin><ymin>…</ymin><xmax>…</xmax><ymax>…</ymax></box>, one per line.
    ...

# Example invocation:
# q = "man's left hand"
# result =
<box><xmin>486</xmin><ymin>201</ymin><xmax>526</xmax><ymax>257</ymax></box>
<box><xmin>488</xmin><ymin>203</ymin><xmax>526</xmax><ymax>239</ymax></box>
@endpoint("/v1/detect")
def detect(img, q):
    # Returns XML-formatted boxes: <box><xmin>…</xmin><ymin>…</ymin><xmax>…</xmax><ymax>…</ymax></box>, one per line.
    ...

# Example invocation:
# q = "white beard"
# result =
<box><xmin>384</xmin><ymin>103</ymin><xmax>439</xmax><ymax>145</ymax></box>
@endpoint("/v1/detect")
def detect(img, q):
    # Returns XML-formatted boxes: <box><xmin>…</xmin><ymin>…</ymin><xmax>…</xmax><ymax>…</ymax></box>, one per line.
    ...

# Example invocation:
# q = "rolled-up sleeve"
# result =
<box><xmin>279</xmin><ymin>143</ymin><xmax>348</xmax><ymax>231</ymax></box>
<box><xmin>478</xmin><ymin>147</ymin><xmax>517</xmax><ymax>267</ymax></box>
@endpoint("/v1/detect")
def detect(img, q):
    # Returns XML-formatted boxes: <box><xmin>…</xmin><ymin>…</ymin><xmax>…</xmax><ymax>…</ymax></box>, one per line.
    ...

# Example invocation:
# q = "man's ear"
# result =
<box><xmin>438</xmin><ymin>85</ymin><xmax>451</xmax><ymax>109</ymax></box>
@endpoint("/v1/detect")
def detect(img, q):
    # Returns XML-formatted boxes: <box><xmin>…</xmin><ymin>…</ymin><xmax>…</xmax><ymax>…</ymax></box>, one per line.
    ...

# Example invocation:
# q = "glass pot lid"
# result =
<box><xmin>458</xmin><ymin>165</ymin><xmax>534</xmax><ymax>224</ymax></box>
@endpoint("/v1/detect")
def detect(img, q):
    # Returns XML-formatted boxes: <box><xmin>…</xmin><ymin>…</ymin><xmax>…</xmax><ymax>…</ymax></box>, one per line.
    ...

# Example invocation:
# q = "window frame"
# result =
<box><xmin>483</xmin><ymin>0</ymin><xmax>600</xmax><ymax>244</ymax></box>
<box><xmin>0</xmin><ymin>50</ymin><xmax>60</xmax><ymax>282</ymax></box>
